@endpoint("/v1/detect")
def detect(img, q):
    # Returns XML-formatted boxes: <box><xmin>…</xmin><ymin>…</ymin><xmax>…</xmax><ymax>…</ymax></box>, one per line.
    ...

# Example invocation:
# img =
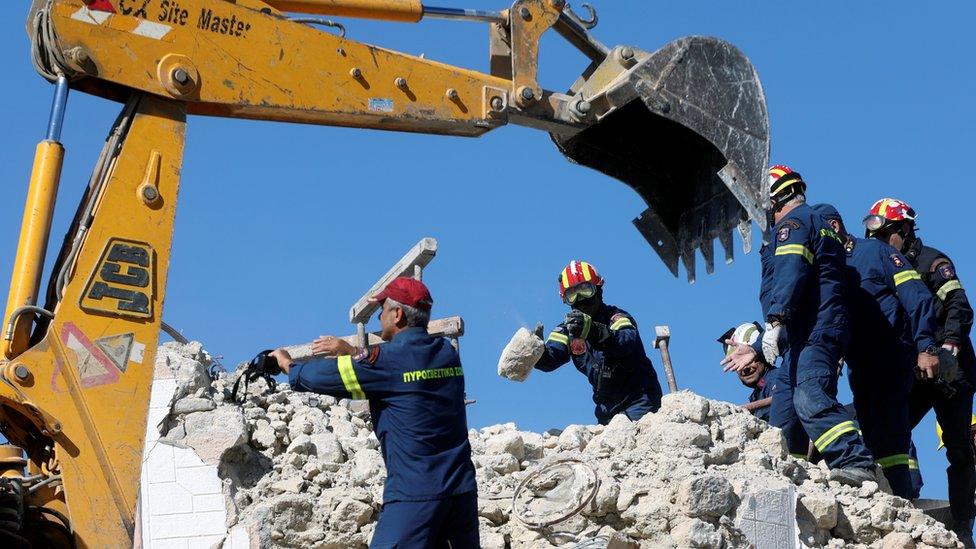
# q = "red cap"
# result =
<box><xmin>370</xmin><ymin>277</ymin><xmax>433</xmax><ymax>310</ymax></box>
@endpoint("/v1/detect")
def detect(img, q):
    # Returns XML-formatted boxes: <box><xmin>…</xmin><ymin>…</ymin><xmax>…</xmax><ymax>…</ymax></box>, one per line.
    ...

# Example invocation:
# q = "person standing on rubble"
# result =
<box><xmin>722</xmin><ymin>165</ymin><xmax>877</xmax><ymax>486</ymax></box>
<box><xmin>812</xmin><ymin>203</ymin><xmax>938</xmax><ymax>499</ymax></box>
<box><xmin>533</xmin><ymin>260</ymin><xmax>663</xmax><ymax>425</ymax></box>
<box><xmin>718</xmin><ymin>322</ymin><xmax>778</xmax><ymax>422</ymax></box>
<box><xmin>269</xmin><ymin>277</ymin><xmax>479</xmax><ymax>548</ymax></box>
<box><xmin>863</xmin><ymin>198</ymin><xmax>976</xmax><ymax>545</ymax></box>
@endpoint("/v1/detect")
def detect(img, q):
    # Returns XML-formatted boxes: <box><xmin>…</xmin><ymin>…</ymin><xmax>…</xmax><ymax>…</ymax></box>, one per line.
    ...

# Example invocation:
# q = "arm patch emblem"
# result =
<box><xmin>777</xmin><ymin>227</ymin><xmax>791</xmax><ymax>242</ymax></box>
<box><xmin>940</xmin><ymin>263</ymin><xmax>957</xmax><ymax>280</ymax></box>
<box><xmin>890</xmin><ymin>254</ymin><xmax>905</xmax><ymax>268</ymax></box>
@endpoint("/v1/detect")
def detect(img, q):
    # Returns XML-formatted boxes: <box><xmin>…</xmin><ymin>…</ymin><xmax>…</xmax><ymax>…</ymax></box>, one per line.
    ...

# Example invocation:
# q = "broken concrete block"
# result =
<box><xmin>172</xmin><ymin>397</ymin><xmax>217</xmax><ymax>415</ymax></box>
<box><xmin>798</xmin><ymin>494</ymin><xmax>838</xmax><ymax>529</ymax></box>
<box><xmin>485</xmin><ymin>431</ymin><xmax>524</xmax><ymax>461</ymax></box>
<box><xmin>498</xmin><ymin>327</ymin><xmax>544</xmax><ymax>382</ymax></box>
<box><xmin>182</xmin><ymin>406</ymin><xmax>246</xmax><ymax>465</ymax></box>
<box><xmin>677</xmin><ymin>475</ymin><xmax>734</xmax><ymax>518</ymax></box>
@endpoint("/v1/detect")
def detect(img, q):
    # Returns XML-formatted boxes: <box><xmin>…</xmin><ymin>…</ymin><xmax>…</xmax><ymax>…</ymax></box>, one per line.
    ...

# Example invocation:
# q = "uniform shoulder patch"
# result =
<box><xmin>939</xmin><ymin>263</ymin><xmax>957</xmax><ymax>280</ymax></box>
<box><xmin>777</xmin><ymin>226</ymin><xmax>791</xmax><ymax>242</ymax></box>
<box><xmin>782</xmin><ymin>219</ymin><xmax>802</xmax><ymax>229</ymax></box>
<box><xmin>366</xmin><ymin>346</ymin><xmax>381</xmax><ymax>365</ymax></box>
<box><xmin>890</xmin><ymin>253</ymin><xmax>905</xmax><ymax>268</ymax></box>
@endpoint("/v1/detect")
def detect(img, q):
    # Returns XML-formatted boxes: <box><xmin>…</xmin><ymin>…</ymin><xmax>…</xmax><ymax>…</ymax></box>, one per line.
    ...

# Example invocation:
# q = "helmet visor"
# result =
<box><xmin>564</xmin><ymin>283</ymin><xmax>598</xmax><ymax>305</ymax></box>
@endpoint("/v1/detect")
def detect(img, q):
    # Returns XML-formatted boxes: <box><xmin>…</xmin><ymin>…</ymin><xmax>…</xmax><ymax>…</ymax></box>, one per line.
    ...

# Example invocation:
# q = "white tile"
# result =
<box><xmin>150</xmin><ymin>511</ymin><xmax>227</xmax><ymax>538</ymax></box>
<box><xmin>187</xmin><ymin>535</ymin><xmax>225</xmax><ymax>549</ymax></box>
<box><xmin>174</xmin><ymin>447</ymin><xmax>205</xmax><ymax>469</ymax></box>
<box><xmin>148</xmin><ymin>482</ymin><xmax>193</xmax><ymax>516</ymax></box>
<box><xmin>151</xmin><ymin>538</ymin><xmax>188</xmax><ymax>549</ymax></box>
<box><xmin>225</xmin><ymin>525</ymin><xmax>250</xmax><ymax>549</ymax></box>
<box><xmin>145</xmin><ymin>444</ymin><xmax>175</xmax><ymax>483</ymax></box>
<box><xmin>175</xmin><ymin>465</ymin><xmax>222</xmax><ymax>496</ymax></box>
<box><xmin>150</xmin><ymin>380</ymin><xmax>177</xmax><ymax>407</ymax></box>
<box><xmin>192</xmin><ymin>494</ymin><xmax>225</xmax><ymax>513</ymax></box>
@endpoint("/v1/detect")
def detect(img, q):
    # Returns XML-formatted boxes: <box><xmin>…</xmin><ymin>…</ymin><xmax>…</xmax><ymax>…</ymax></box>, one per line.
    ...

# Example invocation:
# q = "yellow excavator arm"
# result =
<box><xmin>0</xmin><ymin>0</ymin><xmax>769</xmax><ymax>545</ymax></box>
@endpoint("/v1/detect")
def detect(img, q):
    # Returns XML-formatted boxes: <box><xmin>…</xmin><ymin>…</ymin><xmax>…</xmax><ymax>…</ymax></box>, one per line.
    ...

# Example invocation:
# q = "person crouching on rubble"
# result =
<box><xmin>269</xmin><ymin>277</ymin><xmax>479</xmax><ymax>548</ymax></box>
<box><xmin>719</xmin><ymin>322</ymin><xmax>777</xmax><ymax>422</ymax></box>
<box><xmin>533</xmin><ymin>260</ymin><xmax>664</xmax><ymax>425</ymax></box>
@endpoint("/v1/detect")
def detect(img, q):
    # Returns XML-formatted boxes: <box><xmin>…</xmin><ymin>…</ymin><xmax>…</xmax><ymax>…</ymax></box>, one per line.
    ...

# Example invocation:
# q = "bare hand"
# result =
<box><xmin>916</xmin><ymin>352</ymin><xmax>939</xmax><ymax>380</ymax></box>
<box><xmin>721</xmin><ymin>339</ymin><xmax>759</xmax><ymax>373</ymax></box>
<box><xmin>270</xmin><ymin>348</ymin><xmax>294</xmax><ymax>374</ymax></box>
<box><xmin>311</xmin><ymin>336</ymin><xmax>359</xmax><ymax>357</ymax></box>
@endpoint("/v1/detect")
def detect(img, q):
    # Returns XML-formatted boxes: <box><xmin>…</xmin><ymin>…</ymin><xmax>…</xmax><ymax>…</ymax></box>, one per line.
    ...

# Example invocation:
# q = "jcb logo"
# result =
<box><xmin>81</xmin><ymin>238</ymin><xmax>155</xmax><ymax>319</ymax></box>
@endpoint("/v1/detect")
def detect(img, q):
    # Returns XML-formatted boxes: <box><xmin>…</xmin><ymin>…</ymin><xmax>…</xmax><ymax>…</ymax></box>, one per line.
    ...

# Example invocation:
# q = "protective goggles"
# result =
<box><xmin>564</xmin><ymin>283</ymin><xmax>597</xmax><ymax>304</ymax></box>
<box><xmin>862</xmin><ymin>214</ymin><xmax>890</xmax><ymax>234</ymax></box>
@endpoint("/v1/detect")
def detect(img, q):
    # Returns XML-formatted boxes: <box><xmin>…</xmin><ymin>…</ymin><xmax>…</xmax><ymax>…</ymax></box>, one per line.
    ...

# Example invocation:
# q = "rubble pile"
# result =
<box><xmin>153</xmin><ymin>342</ymin><xmax>962</xmax><ymax>548</ymax></box>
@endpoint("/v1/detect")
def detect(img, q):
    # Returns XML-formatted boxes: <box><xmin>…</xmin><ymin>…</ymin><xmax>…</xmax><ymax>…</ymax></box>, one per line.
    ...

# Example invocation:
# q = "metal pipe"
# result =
<box><xmin>45</xmin><ymin>76</ymin><xmax>69</xmax><ymax>142</ymax></box>
<box><xmin>422</xmin><ymin>6</ymin><xmax>506</xmax><ymax>23</ymax></box>
<box><xmin>4</xmin><ymin>306</ymin><xmax>54</xmax><ymax>342</ymax></box>
<box><xmin>553</xmin><ymin>12</ymin><xmax>608</xmax><ymax>62</ymax></box>
<box><xmin>264</xmin><ymin>0</ymin><xmax>423</xmax><ymax>23</ymax></box>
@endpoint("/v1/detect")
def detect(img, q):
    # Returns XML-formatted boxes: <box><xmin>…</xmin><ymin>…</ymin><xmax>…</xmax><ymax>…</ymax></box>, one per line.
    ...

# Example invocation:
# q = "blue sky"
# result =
<box><xmin>1</xmin><ymin>2</ymin><xmax>974</xmax><ymax>500</ymax></box>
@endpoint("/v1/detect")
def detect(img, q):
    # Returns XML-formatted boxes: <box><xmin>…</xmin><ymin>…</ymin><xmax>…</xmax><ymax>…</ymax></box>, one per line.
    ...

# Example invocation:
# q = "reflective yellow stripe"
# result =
<box><xmin>548</xmin><ymin>332</ymin><xmax>569</xmax><ymax>346</ymax></box>
<box><xmin>610</xmin><ymin>318</ymin><xmax>634</xmax><ymax>331</ymax></box>
<box><xmin>937</xmin><ymin>280</ymin><xmax>963</xmax><ymax>300</ymax></box>
<box><xmin>879</xmin><ymin>200</ymin><xmax>889</xmax><ymax>216</ymax></box>
<box><xmin>790</xmin><ymin>453</ymin><xmax>808</xmax><ymax>460</ymax></box>
<box><xmin>338</xmin><ymin>355</ymin><xmax>366</xmax><ymax>400</ymax></box>
<box><xmin>893</xmin><ymin>270</ymin><xmax>922</xmax><ymax>287</ymax></box>
<box><xmin>771</xmin><ymin>177</ymin><xmax>801</xmax><ymax>196</ymax></box>
<box><xmin>876</xmin><ymin>454</ymin><xmax>912</xmax><ymax>468</ymax></box>
<box><xmin>580</xmin><ymin>315</ymin><xmax>592</xmax><ymax>340</ymax></box>
<box><xmin>581</xmin><ymin>262</ymin><xmax>592</xmax><ymax>282</ymax></box>
<box><xmin>814</xmin><ymin>420</ymin><xmax>857</xmax><ymax>452</ymax></box>
<box><xmin>561</xmin><ymin>270</ymin><xmax>569</xmax><ymax>289</ymax></box>
<box><xmin>819</xmin><ymin>228</ymin><xmax>843</xmax><ymax>245</ymax></box>
<box><xmin>775</xmin><ymin>244</ymin><xmax>814</xmax><ymax>264</ymax></box>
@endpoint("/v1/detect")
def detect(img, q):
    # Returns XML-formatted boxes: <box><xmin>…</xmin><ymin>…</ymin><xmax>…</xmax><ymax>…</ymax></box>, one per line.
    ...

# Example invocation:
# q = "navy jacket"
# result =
<box><xmin>536</xmin><ymin>304</ymin><xmax>663</xmax><ymax>424</ymax></box>
<box><xmin>765</xmin><ymin>203</ymin><xmax>849</xmax><ymax>341</ymax></box>
<box><xmin>842</xmin><ymin>237</ymin><xmax>938</xmax><ymax>365</ymax></box>
<box><xmin>748</xmin><ymin>366</ymin><xmax>777</xmax><ymax>422</ymax></box>
<box><xmin>289</xmin><ymin>327</ymin><xmax>477</xmax><ymax>502</ymax></box>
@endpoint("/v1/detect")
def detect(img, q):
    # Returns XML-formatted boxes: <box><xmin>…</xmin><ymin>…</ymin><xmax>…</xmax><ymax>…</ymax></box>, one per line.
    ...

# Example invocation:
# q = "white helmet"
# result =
<box><xmin>719</xmin><ymin>322</ymin><xmax>762</xmax><ymax>356</ymax></box>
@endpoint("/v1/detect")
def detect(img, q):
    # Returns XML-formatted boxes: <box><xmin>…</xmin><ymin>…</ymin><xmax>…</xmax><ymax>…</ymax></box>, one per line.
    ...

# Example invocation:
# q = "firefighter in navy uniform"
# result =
<box><xmin>535</xmin><ymin>260</ymin><xmax>663</xmax><ymax>425</ymax></box>
<box><xmin>270</xmin><ymin>277</ymin><xmax>479</xmax><ymax>548</ymax></box>
<box><xmin>864</xmin><ymin>198</ymin><xmax>976</xmax><ymax>546</ymax></box>
<box><xmin>719</xmin><ymin>322</ymin><xmax>777</xmax><ymax>422</ymax></box>
<box><xmin>813</xmin><ymin>203</ymin><xmax>939</xmax><ymax>499</ymax></box>
<box><xmin>723</xmin><ymin>165</ymin><xmax>876</xmax><ymax>485</ymax></box>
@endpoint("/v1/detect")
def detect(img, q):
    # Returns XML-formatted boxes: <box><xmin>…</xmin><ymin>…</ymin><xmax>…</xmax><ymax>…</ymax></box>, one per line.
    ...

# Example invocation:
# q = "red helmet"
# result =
<box><xmin>558</xmin><ymin>260</ymin><xmax>603</xmax><ymax>300</ymax></box>
<box><xmin>768</xmin><ymin>164</ymin><xmax>806</xmax><ymax>201</ymax></box>
<box><xmin>863</xmin><ymin>198</ymin><xmax>916</xmax><ymax>235</ymax></box>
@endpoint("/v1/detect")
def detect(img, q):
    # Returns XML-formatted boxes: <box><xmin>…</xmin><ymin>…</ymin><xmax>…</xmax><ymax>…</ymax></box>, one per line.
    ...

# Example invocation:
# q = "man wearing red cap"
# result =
<box><xmin>270</xmin><ymin>277</ymin><xmax>479</xmax><ymax>548</ymax></box>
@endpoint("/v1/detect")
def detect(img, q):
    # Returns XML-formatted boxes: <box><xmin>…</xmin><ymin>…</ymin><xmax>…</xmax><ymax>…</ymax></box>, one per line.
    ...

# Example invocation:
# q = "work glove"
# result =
<box><xmin>937</xmin><ymin>348</ymin><xmax>964</xmax><ymax>385</ymax></box>
<box><xmin>761</xmin><ymin>322</ymin><xmax>782</xmax><ymax>365</ymax></box>
<box><xmin>533</xmin><ymin>322</ymin><xmax>545</xmax><ymax>341</ymax></box>
<box><xmin>564</xmin><ymin>311</ymin><xmax>589</xmax><ymax>338</ymax></box>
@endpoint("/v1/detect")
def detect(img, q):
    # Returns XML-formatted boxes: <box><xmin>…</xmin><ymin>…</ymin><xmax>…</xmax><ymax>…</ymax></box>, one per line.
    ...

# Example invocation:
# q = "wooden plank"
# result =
<box><xmin>284</xmin><ymin>316</ymin><xmax>464</xmax><ymax>362</ymax></box>
<box><xmin>348</xmin><ymin>237</ymin><xmax>437</xmax><ymax>324</ymax></box>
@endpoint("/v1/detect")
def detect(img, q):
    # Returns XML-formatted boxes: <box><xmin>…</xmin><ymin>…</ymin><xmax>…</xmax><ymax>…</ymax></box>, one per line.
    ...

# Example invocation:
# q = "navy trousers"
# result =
<box><xmin>370</xmin><ymin>491</ymin><xmax>479</xmax><ymax>548</ymax></box>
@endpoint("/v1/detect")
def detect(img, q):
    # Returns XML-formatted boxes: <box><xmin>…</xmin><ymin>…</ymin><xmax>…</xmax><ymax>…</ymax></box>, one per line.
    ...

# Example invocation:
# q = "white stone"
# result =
<box><xmin>497</xmin><ymin>327</ymin><xmax>545</xmax><ymax>382</ymax></box>
<box><xmin>485</xmin><ymin>431</ymin><xmax>525</xmax><ymax>461</ymax></box>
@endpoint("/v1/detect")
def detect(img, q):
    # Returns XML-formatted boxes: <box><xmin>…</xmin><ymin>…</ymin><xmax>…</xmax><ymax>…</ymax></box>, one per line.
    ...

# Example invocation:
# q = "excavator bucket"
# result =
<box><xmin>552</xmin><ymin>36</ymin><xmax>769</xmax><ymax>281</ymax></box>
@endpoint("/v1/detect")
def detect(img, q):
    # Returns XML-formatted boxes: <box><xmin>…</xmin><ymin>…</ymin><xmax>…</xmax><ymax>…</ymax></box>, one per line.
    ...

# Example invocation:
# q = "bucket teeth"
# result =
<box><xmin>700</xmin><ymin>237</ymin><xmax>715</xmax><ymax>275</ymax></box>
<box><xmin>738</xmin><ymin>220</ymin><xmax>753</xmax><ymax>255</ymax></box>
<box><xmin>680</xmin><ymin>251</ymin><xmax>697</xmax><ymax>284</ymax></box>
<box><xmin>719</xmin><ymin>231</ymin><xmax>734</xmax><ymax>265</ymax></box>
